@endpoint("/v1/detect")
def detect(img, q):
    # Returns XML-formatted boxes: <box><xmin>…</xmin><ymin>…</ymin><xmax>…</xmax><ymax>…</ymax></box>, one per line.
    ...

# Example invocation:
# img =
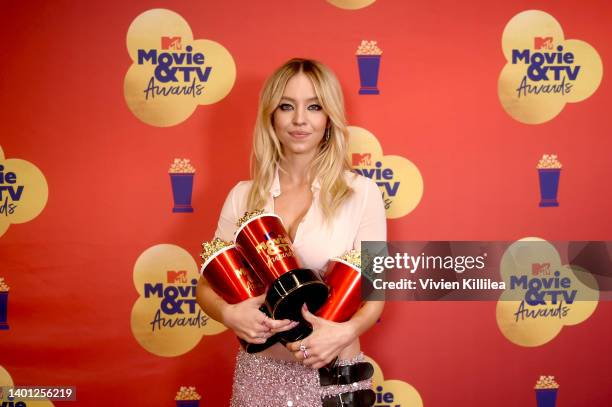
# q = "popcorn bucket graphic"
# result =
<box><xmin>535</xmin><ymin>389</ymin><xmax>558</xmax><ymax>407</ymax></box>
<box><xmin>170</xmin><ymin>173</ymin><xmax>194</xmax><ymax>212</ymax></box>
<box><xmin>176</xmin><ymin>401</ymin><xmax>199</xmax><ymax>407</ymax></box>
<box><xmin>357</xmin><ymin>55</ymin><xmax>381</xmax><ymax>95</ymax></box>
<box><xmin>538</xmin><ymin>169</ymin><xmax>561</xmax><ymax>207</ymax></box>
<box><xmin>0</xmin><ymin>292</ymin><xmax>8</xmax><ymax>330</ymax></box>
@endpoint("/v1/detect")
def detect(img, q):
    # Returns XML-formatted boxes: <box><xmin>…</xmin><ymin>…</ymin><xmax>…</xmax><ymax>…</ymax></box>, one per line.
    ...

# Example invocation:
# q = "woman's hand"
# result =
<box><xmin>286</xmin><ymin>304</ymin><xmax>357</xmax><ymax>369</ymax></box>
<box><xmin>222</xmin><ymin>294</ymin><xmax>298</xmax><ymax>344</ymax></box>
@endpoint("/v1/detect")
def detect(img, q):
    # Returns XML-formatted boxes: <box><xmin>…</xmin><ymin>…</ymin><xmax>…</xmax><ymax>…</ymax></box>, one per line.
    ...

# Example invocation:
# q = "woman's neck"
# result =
<box><xmin>279</xmin><ymin>151</ymin><xmax>315</xmax><ymax>187</ymax></box>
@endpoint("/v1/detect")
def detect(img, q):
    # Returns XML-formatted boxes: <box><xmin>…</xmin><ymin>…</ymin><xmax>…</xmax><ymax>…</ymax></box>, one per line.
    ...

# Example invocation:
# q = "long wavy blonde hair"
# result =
<box><xmin>246</xmin><ymin>58</ymin><xmax>353</xmax><ymax>220</ymax></box>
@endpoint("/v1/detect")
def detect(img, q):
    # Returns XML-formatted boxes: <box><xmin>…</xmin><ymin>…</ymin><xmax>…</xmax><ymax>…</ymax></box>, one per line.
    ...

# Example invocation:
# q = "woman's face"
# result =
<box><xmin>273</xmin><ymin>72</ymin><xmax>328</xmax><ymax>158</ymax></box>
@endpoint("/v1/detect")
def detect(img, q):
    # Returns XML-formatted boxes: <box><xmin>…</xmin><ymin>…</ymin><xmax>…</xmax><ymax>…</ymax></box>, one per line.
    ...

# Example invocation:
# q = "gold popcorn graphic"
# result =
<box><xmin>124</xmin><ymin>9</ymin><xmax>236</xmax><ymax>127</ymax></box>
<box><xmin>356</xmin><ymin>40</ymin><xmax>383</xmax><ymax>55</ymax></box>
<box><xmin>496</xmin><ymin>238</ymin><xmax>599</xmax><ymax>347</ymax></box>
<box><xmin>0</xmin><ymin>278</ymin><xmax>9</xmax><ymax>292</ymax></box>
<box><xmin>0</xmin><ymin>365</ymin><xmax>55</xmax><ymax>406</ymax></box>
<box><xmin>0</xmin><ymin>277</ymin><xmax>9</xmax><ymax>330</ymax></box>
<box><xmin>130</xmin><ymin>244</ymin><xmax>226</xmax><ymax>357</ymax></box>
<box><xmin>169</xmin><ymin>158</ymin><xmax>196</xmax><ymax>212</ymax></box>
<box><xmin>536</xmin><ymin>154</ymin><xmax>562</xmax><ymax>207</ymax></box>
<box><xmin>326</xmin><ymin>0</ymin><xmax>377</xmax><ymax>9</ymax></box>
<box><xmin>498</xmin><ymin>10</ymin><xmax>603</xmax><ymax>124</ymax></box>
<box><xmin>169</xmin><ymin>158</ymin><xmax>196</xmax><ymax>174</ymax></box>
<box><xmin>537</xmin><ymin>154</ymin><xmax>562</xmax><ymax>169</ymax></box>
<box><xmin>175</xmin><ymin>386</ymin><xmax>202</xmax><ymax>401</ymax></box>
<box><xmin>348</xmin><ymin>126</ymin><xmax>423</xmax><ymax>219</ymax></box>
<box><xmin>534</xmin><ymin>375</ymin><xmax>559</xmax><ymax>407</ymax></box>
<box><xmin>356</xmin><ymin>41</ymin><xmax>383</xmax><ymax>94</ymax></box>
<box><xmin>535</xmin><ymin>375</ymin><xmax>559</xmax><ymax>389</ymax></box>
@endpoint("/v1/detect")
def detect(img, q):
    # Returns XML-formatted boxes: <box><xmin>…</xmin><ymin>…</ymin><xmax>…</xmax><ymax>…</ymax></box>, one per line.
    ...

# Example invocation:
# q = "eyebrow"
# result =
<box><xmin>279</xmin><ymin>96</ymin><xmax>320</xmax><ymax>103</ymax></box>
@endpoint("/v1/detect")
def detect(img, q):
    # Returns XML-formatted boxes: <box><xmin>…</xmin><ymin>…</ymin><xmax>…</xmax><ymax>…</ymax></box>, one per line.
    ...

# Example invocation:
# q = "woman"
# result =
<box><xmin>196</xmin><ymin>58</ymin><xmax>386</xmax><ymax>406</ymax></box>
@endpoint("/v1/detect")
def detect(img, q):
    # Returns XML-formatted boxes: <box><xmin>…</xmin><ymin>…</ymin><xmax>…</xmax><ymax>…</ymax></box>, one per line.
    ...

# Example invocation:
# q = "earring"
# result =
<box><xmin>325</xmin><ymin>127</ymin><xmax>331</xmax><ymax>143</ymax></box>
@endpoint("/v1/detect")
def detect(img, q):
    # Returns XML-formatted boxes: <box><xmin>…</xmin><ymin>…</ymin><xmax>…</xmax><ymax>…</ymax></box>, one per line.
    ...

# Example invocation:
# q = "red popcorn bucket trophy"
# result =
<box><xmin>317</xmin><ymin>250</ymin><xmax>364</xmax><ymax>322</ymax></box>
<box><xmin>234</xmin><ymin>211</ymin><xmax>329</xmax><ymax>340</ymax></box>
<box><xmin>200</xmin><ymin>238</ymin><xmax>280</xmax><ymax>353</ymax></box>
<box><xmin>316</xmin><ymin>250</ymin><xmax>375</xmax><ymax>405</ymax></box>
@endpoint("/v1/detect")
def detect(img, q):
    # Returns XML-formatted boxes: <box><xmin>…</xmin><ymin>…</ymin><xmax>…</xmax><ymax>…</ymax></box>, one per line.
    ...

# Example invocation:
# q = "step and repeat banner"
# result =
<box><xmin>1</xmin><ymin>0</ymin><xmax>611</xmax><ymax>406</ymax></box>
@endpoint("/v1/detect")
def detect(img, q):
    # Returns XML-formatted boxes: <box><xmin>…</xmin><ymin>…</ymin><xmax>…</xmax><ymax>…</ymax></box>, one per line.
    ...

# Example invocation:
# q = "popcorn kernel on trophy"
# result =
<box><xmin>356</xmin><ymin>40</ymin><xmax>383</xmax><ymax>95</ymax></box>
<box><xmin>200</xmin><ymin>238</ymin><xmax>280</xmax><ymax>353</ymax></box>
<box><xmin>537</xmin><ymin>154</ymin><xmax>562</xmax><ymax>207</ymax></box>
<box><xmin>0</xmin><ymin>277</ymin><xmax>9</xmax><ymax>330</ymax></box>
<box><xmin>175</xmin><ymin>386</ymin><xmax>201</xmax><ymax>407</ymax></box>
<box><xmin>534</xmin><ymin>375</ymin><xmax>559</xmax><ymax>407</ymax></box>
<box><xmin>169</xmin><ymin>158</ymin><xmax>196</xmax><ymax>213</ymax></box>
<box><xmin>234</xmin><ymin>211</ymin><xmax>329</xmax><ymax>341</ymax></box>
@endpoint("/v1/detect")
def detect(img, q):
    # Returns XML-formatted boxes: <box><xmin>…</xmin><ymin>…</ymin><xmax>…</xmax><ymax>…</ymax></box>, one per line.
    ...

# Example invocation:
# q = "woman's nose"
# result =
<box><xmin>292</xmin><ymin>107</ymin><xmax>306</xmax><ymax>125</ymax></box>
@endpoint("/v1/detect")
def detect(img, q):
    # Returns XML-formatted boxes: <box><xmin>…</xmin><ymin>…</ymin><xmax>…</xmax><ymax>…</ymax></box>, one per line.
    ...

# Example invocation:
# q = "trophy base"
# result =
<box><xmin>279</xmin><ymin>321</ymin><xmax>313</xmax><ymax>344</ymax></box>
<box><xmin>266</xmin><ymin>268</ymin><xmax>329</xmax><ymax>320</ymax></box>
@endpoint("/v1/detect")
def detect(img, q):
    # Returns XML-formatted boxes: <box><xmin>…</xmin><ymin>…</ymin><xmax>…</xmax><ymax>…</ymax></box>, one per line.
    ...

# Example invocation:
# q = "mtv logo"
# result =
<box><xmin>161</xmin><ymin>36</ymin><xmax>182</xmax><ymax>50</ymax></box>
<box><xmin>534</xmin><ymin>37</ymin><xmax>553</xmax><ymax>50</ymax></box>
<box><xmin>531</xmin><ymin>263</ymin><xmax>551</xmax><ymax>276</ymax></box>
<box><xmin>352</xmin><ymin>153</ymin><xmax>371</xmax><ymax>166</ymax></box>
<box><xmin>167</xmin><ymin>270</ymin><xmax>188</xmax><ymax>284</ymax></box>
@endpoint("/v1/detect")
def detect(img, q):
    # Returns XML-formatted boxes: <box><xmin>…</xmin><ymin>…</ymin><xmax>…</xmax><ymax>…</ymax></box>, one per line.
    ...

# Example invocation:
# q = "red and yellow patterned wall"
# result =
<box><xmin>1</xmin><ymin>0</ymin><xmax>611</xmax><ymax>405</ymax></box>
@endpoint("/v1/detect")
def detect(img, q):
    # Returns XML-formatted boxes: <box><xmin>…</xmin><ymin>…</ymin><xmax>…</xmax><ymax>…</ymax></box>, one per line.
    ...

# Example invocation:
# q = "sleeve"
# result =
<box><xmin>353</xmin><ymin>177</ymin><xmax>387</xmax><ymax>249</ymax></box>
<box><xmin>214</xmin><ymin>182</ymin><xmax>248</xmax><ymax>242</ymax></box>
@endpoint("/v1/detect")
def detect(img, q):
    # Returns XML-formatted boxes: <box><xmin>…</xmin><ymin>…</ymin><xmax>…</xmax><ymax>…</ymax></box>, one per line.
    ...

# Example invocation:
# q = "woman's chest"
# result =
<box><xmin>272</xmin><ymin>187</ymin><xmax>313</xmax><ymax>242</ymax></box>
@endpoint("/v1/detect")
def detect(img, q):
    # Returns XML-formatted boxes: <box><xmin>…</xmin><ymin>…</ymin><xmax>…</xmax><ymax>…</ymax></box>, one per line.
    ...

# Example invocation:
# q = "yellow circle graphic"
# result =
<box><xmin>496</xmin><ymin>238</ymin><xmax>599</xmax><ymax>347</ymax></box>
<box><xmin>0</xmin><ymin>365</ymin><xmax>55</xmax><ymax>406</ymax></box>
<box><xmin>326</xmin><ymin>0</ymin><xmax>377</xmax><ymax>10</ymax></box>
<box><xmin>348</xmin><ymin>126</ymin><xmax>423</xmax><ymax>219</ymax></box>
<box><xmin>130</xmin><ymin>244</ymin><xmax>226</xmax><ymax>357</ymax></box>
<box><xmin>498</xmin><ymin>10</ymin><xmax>603</xmax><ymax>124</ymax></box>
<box><xmin>0</xmin><ymin>146</ymin><xmax>49</xmax><ymax>238</ymax></box>
<box><xmin>365</xmin><ymin>356</ymin><xmax>423</xmax><ymax>406</ymax></box>
<box><xmin>124</xmin><ymin>9</ymin><xmax>236</xmax><ymax>127</ymax></box>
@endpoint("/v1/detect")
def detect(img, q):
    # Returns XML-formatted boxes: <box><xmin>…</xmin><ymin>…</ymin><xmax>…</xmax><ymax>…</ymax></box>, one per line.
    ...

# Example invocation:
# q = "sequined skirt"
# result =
<box><xmin>230</xmin><ymin>349</ymin><xmax>372</xmax><ymax>407</ymax></box>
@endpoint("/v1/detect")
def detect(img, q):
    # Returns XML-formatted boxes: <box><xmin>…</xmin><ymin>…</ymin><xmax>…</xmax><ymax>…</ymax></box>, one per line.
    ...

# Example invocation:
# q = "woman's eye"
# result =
<box><xmin>308</xmin><ymin>104</ymin><xmax>322</xmax><ymax>111</ymax></box>
<box><xmin>278</xmin><ymin>103</ymin><xmax>293</xmax><ymax>111</ymax></box>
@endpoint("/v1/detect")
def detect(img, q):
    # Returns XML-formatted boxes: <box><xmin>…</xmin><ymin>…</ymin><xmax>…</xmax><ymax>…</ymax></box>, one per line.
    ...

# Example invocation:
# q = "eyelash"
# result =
<box><xmin>278</xmin><ymin>103</ymin><xmax>323</xmax><ymax>111</ymax></box>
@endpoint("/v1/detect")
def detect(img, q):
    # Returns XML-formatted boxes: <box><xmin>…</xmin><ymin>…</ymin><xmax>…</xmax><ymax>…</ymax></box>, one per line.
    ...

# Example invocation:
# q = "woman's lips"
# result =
<box><xmin>288</xmin><ymin>131</ymin><xmax>311</xmax><ymax>139</ymax></box>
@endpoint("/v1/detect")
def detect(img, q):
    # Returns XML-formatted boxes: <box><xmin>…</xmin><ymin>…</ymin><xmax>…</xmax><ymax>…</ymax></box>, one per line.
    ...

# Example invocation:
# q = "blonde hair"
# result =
<box><xmin>247</xmin><ymin>58</ymin><xmax>353</xmax><ymax>220</ymax></box>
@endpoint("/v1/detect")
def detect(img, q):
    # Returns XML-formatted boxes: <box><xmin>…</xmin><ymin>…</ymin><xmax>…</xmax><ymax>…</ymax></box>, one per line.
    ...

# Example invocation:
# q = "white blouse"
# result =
<box><xmin>214</xmin><ymin>169</ymin><xmax>387</xmax><ymax>275</ymax></box>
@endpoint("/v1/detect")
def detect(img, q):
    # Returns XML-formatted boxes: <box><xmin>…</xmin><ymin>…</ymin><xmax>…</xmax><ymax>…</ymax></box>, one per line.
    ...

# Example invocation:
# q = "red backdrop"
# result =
<box><xmin>1</xmin><ymin>0</ymin><xmax>611</xmax><ymax>405</ymax></box>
